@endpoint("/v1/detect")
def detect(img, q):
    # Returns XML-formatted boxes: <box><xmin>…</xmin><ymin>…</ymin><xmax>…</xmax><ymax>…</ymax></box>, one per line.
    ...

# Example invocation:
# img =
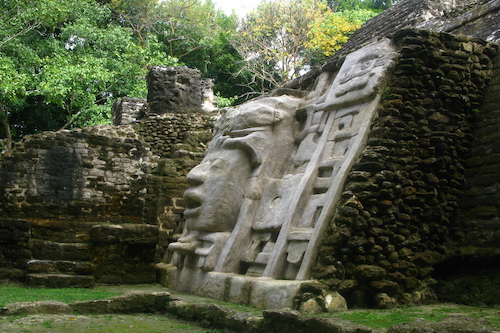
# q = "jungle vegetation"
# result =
<box><xmin>0</xmin><ymin>0</ymin><xmax>396</xmax><ymax>150</ymax></box>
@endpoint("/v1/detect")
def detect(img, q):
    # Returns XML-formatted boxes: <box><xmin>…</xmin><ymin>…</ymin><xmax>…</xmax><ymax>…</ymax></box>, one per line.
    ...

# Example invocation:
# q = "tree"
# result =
<box><xmin>0</xmin><ymin>0</ymin><xmax>73</xmax><ymax>149</ymax></box>
<box><xmin>0</xmin><ymin>0</ymin><xmax>178</xmax><ymax>150</ymax></box>
<box><xmin>231</xmin><ymin>0</ymin><xmax>324</xmax><ymax>94</ymax></box>
<box><xmin>231</xmin><ymin>0</ymin><xmax>378</xmax><ymax>94</ymax></box>
<box><xmin>109</xmin><ymin>0</ymin><xmax>250</xmax><ymax>101</ymax></box>
<box><xmin>108</xmin><ymin>0</ymin><xmax>160</xmax><ymax>48</ymax></box>
<box><xmin>0</xmin><ymin>56</ymin><xmax>27</xmax><ymax>150</ymax></box>
<box><xmin>327</xmin><ymin>0</ymin><xmax>398</xmax><ymax>11</ymax></box>
<box><xmin>306</xmin><ymin>8</ymin><xmax>377</xmax><ymax>56</ymax></box>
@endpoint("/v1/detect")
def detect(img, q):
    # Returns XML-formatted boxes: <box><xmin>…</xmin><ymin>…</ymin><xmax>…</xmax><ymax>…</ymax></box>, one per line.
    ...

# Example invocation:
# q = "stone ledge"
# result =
<box><xmin>158</xmin><ymin>264</ymin><xmax>311</xmax><ymax>309</ymax></box>
<box><xmin>25</xmin><ymin>273</ymin><xmax>95</xmax><ymax>288</ymax></box>
<box><xmin>0</xmin><ymin>292</ymin><xmax>371</xmax><ymax>333</ymax></box>
<box><xmin>1</xmin><ymin>292</ymin><xmax>496</xmax><ymax>333</ymax></box>
<box><xmin>91</xmin><ymin>224</ymin><xmax>159</xmax><ymax>244</ymax></box>
<box><xmin>1</xmin><ymin>301</ymin><xmax>72</xmax><ymax>315</ymax></box>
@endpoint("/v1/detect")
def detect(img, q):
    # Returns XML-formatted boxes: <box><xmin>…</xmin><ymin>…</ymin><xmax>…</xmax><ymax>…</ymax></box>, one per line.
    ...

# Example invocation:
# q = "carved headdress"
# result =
<box><xmin>208</xmin><ymin>95</ymin><xmax>300</xmax><ymax>169</ymax></box>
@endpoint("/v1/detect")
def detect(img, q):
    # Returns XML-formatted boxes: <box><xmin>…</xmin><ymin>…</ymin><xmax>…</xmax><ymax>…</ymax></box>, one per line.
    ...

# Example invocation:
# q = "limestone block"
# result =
<box><xmin>324</xmin><ymin>292</ymin><xmax>348</xmax><ymax>312</ymax></box>
<box><xmin>146</xmin><ymin>66</ymin><xmax>215</xmax><ymax>114</ymax></box>
<box><xmin>0</xmin><ymin>301</ymin><xmax>72</xmax><ymax>315</ymax></box>
<box><xmin>91</xmin><ymin>224</ymin><xmax>159</xmax><ymax>244</ymax></box>
<box><xmin>299</xmin><ymin>298</ymin><xmax>323</xmax><ymax>314</ymax></box>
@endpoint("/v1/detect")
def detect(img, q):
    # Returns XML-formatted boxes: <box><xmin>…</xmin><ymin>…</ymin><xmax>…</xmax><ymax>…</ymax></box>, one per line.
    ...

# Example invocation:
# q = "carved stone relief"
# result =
<box><xmin>164</xmin><ymin>38</ymin><xmax>398</xmax><ymax>308</ymax></box>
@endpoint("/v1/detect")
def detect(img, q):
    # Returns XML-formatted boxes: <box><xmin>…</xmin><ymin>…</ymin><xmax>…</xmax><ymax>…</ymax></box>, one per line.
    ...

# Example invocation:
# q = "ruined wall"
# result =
<box><xmin>420</xmin><ymin>0</ymin><xmax>500</xmax><ymax>42</ymax></box>
<box><xmin>111</xmin><ymin>97</ymin><xmax>146</xmax><ymax>126</ymax></box>
<box><xmin>312</xmin><ymin>30</ymin><xmax>498</xmax><ymax>308</ymax></box>
<box><xmin>434</xmin><ymin>50</ymin><xmax>500</xmax><ymax>306</ymax></box>
<box><xmin>0</xmin><ymin>125</ymin><xmax>151</xmax><ymax>223</ymax></box>
<box><xmin>146</xmin><ymin>66</ymin><xmax>215</xmax><ymax>115</ymax></box>
<box><xmin>0</xmin><ymin>66</ymin><xmax>216</xmax><ymax>285</ymax></box>
<box><xmin>137</xmin><ymin>113</ymin><xmax>215</xmax><ymax>262</ymax></box>
<box><xmin>458</xmin><ymin>53</ymin><xmax>500</xmax><ymax>248</ymax></box>
<box><xmin>0</xmin><ymin>219</ymin><xmax>30</xmax><ymax>280</ymax></box>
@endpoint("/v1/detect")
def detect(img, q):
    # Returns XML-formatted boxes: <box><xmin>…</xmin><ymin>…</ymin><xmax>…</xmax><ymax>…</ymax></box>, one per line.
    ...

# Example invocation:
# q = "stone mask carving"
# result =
<box><xmin>165</xmin><ymin>39</ymin><xmax>397</xmax><ymax>308</ymax></box>
<box><xmin>169</xmin><ymin>95</ymin><xmax>301</xmax><ymax>271</ymax></box>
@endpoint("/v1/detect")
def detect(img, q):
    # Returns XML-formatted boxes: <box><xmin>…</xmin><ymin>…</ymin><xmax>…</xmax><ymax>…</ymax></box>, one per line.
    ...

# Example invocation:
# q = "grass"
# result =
<box><xmin>0</xmin><ymin>282</ymin><xmax>122</xmax><ymax>307</ymax></box>
<box><xmin>1</xmin><ymin>314</ymin><xmax>217</xmax><ymax>333</ymax></box>
<box><xmin>329</xmin><ymin>305</ymin><xmax>500</xmax><ymax>330</ymax></box>
<box><xmin>1</xmin><ymin>282</ymin><xmax>499</xmax><ymax>331</ymax></box>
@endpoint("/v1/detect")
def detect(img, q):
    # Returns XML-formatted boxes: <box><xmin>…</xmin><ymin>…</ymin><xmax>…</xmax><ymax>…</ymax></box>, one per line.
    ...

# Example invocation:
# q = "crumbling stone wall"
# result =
<box><xmin>0</xmin><ymin>125</ymin><xmax>151</xmax><ymax>223</ymax></box>
<box><xmin>433</xmin><ymin>50</ymin><xmax>500</xmax><ymax>307</ymax></box>
<box><xmin>458</xmin><ymin>53</ymin><xmax>500</xmax><ymax>249</ymax></box>
<box><xmin>112</xmin><ymin>97</ymin><xmax>146</xmax><ymax>126</ymax></box>
<box><xmin>312</xmin><ymin>30</ymin><xmax>498</xmax><ymax>308</ymax></box>
<box><xmin>136</xmin><ymin>113</ymin><xmax>215</xmax><ymax>262</ymax></box>
<box><xmin>0</xmin><ymin>219</ymin><xmax>30</xmax><ymax>280</ymax></box>
<box><xmin>91</xmin><ymin>224</ymin><xmax>159</xmax><ymax>284</ymax></box>
<box><xmin>0</xmin><ymin>65</ymin><xmax>216</xmax><ymax>285</ymax></box>
<box><xmin>146</xmin><ymin>66</ymin><xmax>215</xmax><ymax>115</ymax></box>
<box><xmin>420</xmin><ymin>0</ymin><xmax>500</xmax><ymax>42</ymax></box>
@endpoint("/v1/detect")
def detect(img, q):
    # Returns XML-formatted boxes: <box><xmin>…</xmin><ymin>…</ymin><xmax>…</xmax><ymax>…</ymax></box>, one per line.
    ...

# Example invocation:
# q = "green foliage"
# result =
<box><xmin>232</xmin><ymin>0</ymin><xmax>378</xmax><ymax>92</ymax></box>
<box><xmin>232</xmin><ymin>0</ymin><xmax>324</xmax><ymax>92</ymax></box>
<box><xmin>0</xmin><ymin>0</ymin><xmax>391</xmax><ymax>148</ymax></box>
<box><xmin>307</xmin><ymin>6</ymin><xmax>377</xmax><ymax>56</ymax></box>
<box><xmin>215</xmin><ymin>92</ymin><xmax>237</xmax><ymax>108</ymax></box>
<box><xmin>0</xmin><ymin>0</ymin><xmax>179</xmax><ymax>145</ymax></box>
<box><xmin>328</xmin><ymin>0</ymin><xmax>398</xmax><ymax>11</ymax></box>
<box><xmin>0</xmin><ymin>56</ymin><xmax>27</xmax><ymax>105</ymax></box>
<box><xmin>108</xmin><ymin>0</ymin><xmax>248</xmax><ymax>98</ymax></box>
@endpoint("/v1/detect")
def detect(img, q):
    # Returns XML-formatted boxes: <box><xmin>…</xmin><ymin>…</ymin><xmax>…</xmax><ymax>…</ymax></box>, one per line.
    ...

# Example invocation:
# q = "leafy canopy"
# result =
<box><xmin>0</xmin><ymin>0</ymin><xmax>393</xmax><ymax>151</ymax></box>
<box><xmin>0</xmin><ymin>0</ymin><xmax>178</xmax><ymax>149</ymax></box>
<box><xmin>231</xmin><ymin>0</ymin><xmax>379</xmax><ymax>93</ymax></box>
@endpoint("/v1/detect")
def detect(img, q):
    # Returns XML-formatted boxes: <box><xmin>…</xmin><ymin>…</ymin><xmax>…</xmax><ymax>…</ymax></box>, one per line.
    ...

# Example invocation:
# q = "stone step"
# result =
<box><xmin>26</xmin><ymin>273</ymin><xmax>95</xmax><ymax>288</ymax></box>
<box><xmin>29</xmin><ymin>239</ymin><xmax>91</xmax><ymax>261</ymax></box>
<box><xmin>30</xmin><ymin>221</ymin><xmax>106</xmax><ymax>243</ymax></box>
<box><xmin>27</xmin><ymin>259</ymin><xmax>95</xmax><ymax>275</ymax></box>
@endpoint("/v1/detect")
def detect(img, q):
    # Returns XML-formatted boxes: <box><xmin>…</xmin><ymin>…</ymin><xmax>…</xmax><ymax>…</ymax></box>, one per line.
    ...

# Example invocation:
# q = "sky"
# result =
<box><xmin>211</xmin><ymin>0</ymin><xmax>262</xmax><ymax>17</ymax></box>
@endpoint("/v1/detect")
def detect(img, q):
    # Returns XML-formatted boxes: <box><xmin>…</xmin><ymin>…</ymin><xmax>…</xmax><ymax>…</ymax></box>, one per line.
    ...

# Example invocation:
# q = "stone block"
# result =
<box><xmin>0</xmin><ymin>301</ymin><xmax>72</xmax><ymax>316</ymax></box>
<box><xmin>29</xmin><ymin>240</ymin><xmax>90</xmax><ymax>261</ymax></box>
<box><xmin>25</xmin><ymin>273</ymin><xmax>95</xmax><ymax>288</ymax></box>
<box><xmin>91</xmin><ymin>224</ymin><xmax>159</xmax><ymax>244</ymax></box>
<box><xmin>26</xmin><ymin>259</ymin><xmax>95</xmax><ymax>275</ymax></box>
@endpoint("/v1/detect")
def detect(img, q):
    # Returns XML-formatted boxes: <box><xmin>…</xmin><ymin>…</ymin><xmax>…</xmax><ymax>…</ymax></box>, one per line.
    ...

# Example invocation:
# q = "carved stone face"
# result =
<box><xmin>183</xmin><ymin>148</ymin><xmax>251</xmax><ymax>233</ymax></box>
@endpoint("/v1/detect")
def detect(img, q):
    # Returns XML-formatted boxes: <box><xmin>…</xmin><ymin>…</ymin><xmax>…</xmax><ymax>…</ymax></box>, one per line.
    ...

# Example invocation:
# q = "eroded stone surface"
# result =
<box><xmin>165</xmin><ymin>39</ymin><xmax>398</xmax><ymax>309</ymax></box>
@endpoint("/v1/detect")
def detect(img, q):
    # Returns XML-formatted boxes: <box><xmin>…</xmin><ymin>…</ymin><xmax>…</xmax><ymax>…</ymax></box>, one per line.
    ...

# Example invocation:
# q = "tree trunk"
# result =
<box><xmin>1</xmin><ymin>104</ymin><xmax>13</xmax><ymax>151</ymax></box>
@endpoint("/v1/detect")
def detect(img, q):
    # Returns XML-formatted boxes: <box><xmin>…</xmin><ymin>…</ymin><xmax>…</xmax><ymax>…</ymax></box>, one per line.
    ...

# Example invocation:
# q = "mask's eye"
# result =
<box><xmin>360</xmin><ymin>60</ymin><xmax>373</xmax><ymax>70</ymax></box>
<box><xmin>210</xmin><ymin>158</ymin><xmax>229</xmax><ymax>172</ymax></box>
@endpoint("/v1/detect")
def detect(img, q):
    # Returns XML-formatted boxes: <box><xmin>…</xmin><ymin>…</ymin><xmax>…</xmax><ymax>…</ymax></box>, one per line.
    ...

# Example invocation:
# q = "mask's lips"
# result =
<box><xmin>183</xmin><ymin>190</ymin><xmax>203</xmax><ymax>217</ymax></box>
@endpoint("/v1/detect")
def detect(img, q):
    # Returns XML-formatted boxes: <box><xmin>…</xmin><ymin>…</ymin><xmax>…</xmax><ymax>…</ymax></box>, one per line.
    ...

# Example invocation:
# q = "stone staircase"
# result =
<box><xmin>26</xmin><ymin>221</ymin><xmax>98</xmax><ymax>288</ymax></box>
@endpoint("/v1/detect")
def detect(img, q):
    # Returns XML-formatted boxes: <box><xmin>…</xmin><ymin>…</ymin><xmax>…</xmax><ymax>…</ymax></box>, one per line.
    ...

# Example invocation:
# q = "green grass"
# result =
<box><xmin>1</xmin><ymin>282</ymin><xmax>499</xmax><ymax>332</ymax></box>
<box><xmin>331</xmin><ymin>305</ymin><xmax>500</xmax><ymax>330</ymax></box>
<box><xmin>0</xmin><ymin>283</ymin><xmax>122</xmax><ymax>307</ymax></box>
<box><xmin>0</xmin><ymin>314</ymin><xmax>217</xmax><ymax>333</ymax></box>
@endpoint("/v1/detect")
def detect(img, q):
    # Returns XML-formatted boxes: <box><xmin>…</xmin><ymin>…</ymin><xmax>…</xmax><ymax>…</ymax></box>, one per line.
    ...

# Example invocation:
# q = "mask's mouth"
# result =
<box><xmin>183</xmin><ymin>190</ymin><xmax>203</xmax><ymax>217</ymax></box>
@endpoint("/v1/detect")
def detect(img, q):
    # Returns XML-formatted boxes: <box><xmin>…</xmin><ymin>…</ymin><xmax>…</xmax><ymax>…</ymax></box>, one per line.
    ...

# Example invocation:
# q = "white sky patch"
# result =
<box><xmin>65</xmin><ymin>35</ymin><xmax>85</xmax><ymax>50</ymax></box>
<box><xmin>210</xmin><ymin>0</ymin><xmax>261</xmax><ymax>17</ymax></box>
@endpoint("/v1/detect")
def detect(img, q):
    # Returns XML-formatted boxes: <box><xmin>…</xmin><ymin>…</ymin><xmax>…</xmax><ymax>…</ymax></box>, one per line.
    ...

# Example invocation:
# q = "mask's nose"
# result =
<box><xmin>186</xmin><ymin>162</ymin><xmax>209</xmax><ymax>186</ymax></box>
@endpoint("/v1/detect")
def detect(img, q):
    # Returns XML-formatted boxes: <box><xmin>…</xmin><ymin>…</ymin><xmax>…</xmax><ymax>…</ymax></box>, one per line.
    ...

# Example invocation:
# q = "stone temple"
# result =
<box><xmin>1</xmin><ymin>0</ymin><xmax>500</xmax><ymax>310</ymax></box>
